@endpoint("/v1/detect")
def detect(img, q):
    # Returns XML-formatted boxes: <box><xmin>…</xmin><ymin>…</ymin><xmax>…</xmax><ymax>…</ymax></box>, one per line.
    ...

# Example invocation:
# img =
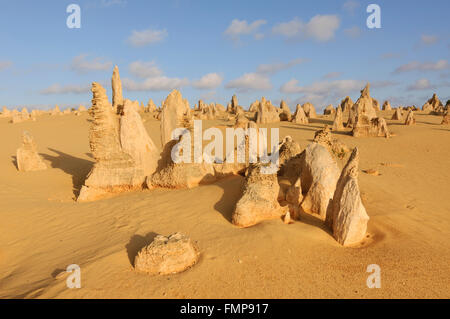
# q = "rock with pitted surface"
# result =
<box><xmin>404</xmin><ymin>109</ymin><xmax>416</xmax><ymax>126</ymax></box>
<box><xmin>303</xmin><ymin>102</ymin><xmax>317</xmax><ymax>119</ymax></box>
<box><xmin>112</xmin><ymin>65</ymin><xmax>124</xmax><ymax>113</ymax></box>
<box><xmin>291</xmin><ymin>104</ymin><xmax>308</xmax><ymax>124</ymax></box>
<box><xmin>391</xmin><ymin>108</ymin><xmax>403</xmax><ymax>120</ymax></box>
<box><xmin>382</xmin><ymin>101</ymin><xmax>392</xmax><ymax>111</ymax></box>
<box><xmin>16</xmin><ymin>131</ymin><xmax>47</xmax><ymax>172</ymax></box>
<box><xmin>77</xmin><ymin>83</ymin><xmax>144</xmax><ymax>202</ymax></box>
<box><xmin>134</xmin><ymin>233</ymin><xmax>200</xmax><ymax>275</ymax></box>
<box><xmin>327</xmin><ymin>148</ymin><xmax>369</xmax><ymax>246</ymax></box>
<box><xmin>332</xmin><ymin>106</ymin><xmax>344</xmax><ymax>131</ymax></box>
<box><xmin>340</xmin><ymin>96</ymin><xmax>353</xmax><ymax>113</ymax></box>
<box><xmin>232</xmin><ymin>163</ymin><xmax>288</xmax><ymax>227</ymax></box>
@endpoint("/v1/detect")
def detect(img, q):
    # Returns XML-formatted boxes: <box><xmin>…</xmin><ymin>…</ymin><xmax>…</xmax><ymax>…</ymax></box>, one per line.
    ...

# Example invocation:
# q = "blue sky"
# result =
<box><xmin>0</xmin><ymin>0</ymin><xmax>449</xmax><ymax>111</ymax></box>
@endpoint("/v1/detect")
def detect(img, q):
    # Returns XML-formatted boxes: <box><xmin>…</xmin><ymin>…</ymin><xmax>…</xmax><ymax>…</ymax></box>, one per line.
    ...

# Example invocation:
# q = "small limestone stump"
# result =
<box><xmin>352</xmin><ymin>115</ymin><xmax>390</xmax><ymax>138</ymax></box>
<box><xmin>323</xmin><ymin>104</ymin><xmax>335</xmax><ymax>115</ymax></box>
<box><xmin>232</xmin><ymin>163</ymin><xmax>288</xmax><ymax>228</ymax></box>
<box><xmin>302</xmin><ymin>102</ymin><xmax>317</xmax><ymax>119</ymax></box>
<box><xmin>291</xmin><ymin>104</ymin><xmax>308</xmax><ymax>124</ymax></box>
<box><xmin>382</xmin><ymin>101</ymin><xmax>392</xmax><ymax>111</ymax></box>
<box><xmin>404</xmin><ymin>109</ymin><xmax>416</xmax><ymax>125</ymax></box>
<box><xmin>256</xmin><ymin>97</ymin><xmax>280</xmax><ymax>124</ymax></box>
<box><xmin>134</xmin><ymin>233</ymin><xmax>199</xmax><ymax>275</ymax></box>
<box><xmin>391</xmin><ymin>108</ymin><xmax>403</xmax><ymax>120</ymax></box>
<box><xmin>112</xmin><ymin>65</ymin><xmax>124</xmax><ymax>113</ymax></box>
<box><xmin>16</xmin><ymin>131</ymin><xmax>47</xmax><ymax>172</ymax></box>
<box><xmin>340</xmin><ymin>96</ymin><xmax>353</xmax><ymax>113</ymax></box>
<box><xmin>354</xmin><ymin>83</ymin><xmax>377</xmax><ymax>121</ymax></box>
<box><xmin>160</xmin><ymin>90</ymin><xmax>193</xmax><ymax>146</ymax></box>
<box><xmin>279</xmin><ymin>100</ymin><xmax>292</xmax><ymax>121</ymax></box>
<box><xmin>332</xmin><ymin>106</ymin><xmax>344</xmax><ymax>131</ymax></box>
<box><xmin>328</xmin><ymin>148</ymin><xmax>369</xmax><ymax>246</ymax></box>
<box><xmin>442</xmin><ymin>110</ymin><xmax>450</xmax><ymax>125</ymax></box>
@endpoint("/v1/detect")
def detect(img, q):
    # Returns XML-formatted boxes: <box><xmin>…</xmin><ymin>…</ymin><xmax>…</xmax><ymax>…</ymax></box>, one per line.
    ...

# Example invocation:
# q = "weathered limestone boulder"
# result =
<box><xmin>324</xmin><ymin>104</ymin><xmax>335</xmax><ymax>115</ymax></box>
<box><xmin>442</xmin><ymin>110</ymin><xmax>450</xmax><ymax>125</ymax></box>
<box><xmin>77</xmin><ymin>83</ymin><xmax>144</xmax><ymax>202</ymax></box>
<box><xmin>340</xmin><ymin>96</ymin><xmax>353</xmax><ymax>113</ymax></box>
<box><xmin>327</xmin><ymin>148</ymin><xmax>369</xmax><ymax>246</ymax></box>
<box><xmin>332</xmin><ymin>106</ymin><xmax>344</xmax><ymax>131</ymax></box>
<box><xmin>382</xmin><ymin>101</ymin><xmax>392</xmax><ymax>111</ymax></box>
<box><xmin>314</xmin><ymin>126</ymin><xmax>350</xmax><ymax>159</ymax></box>
<box><xmin>391</xmin><ymin>108</ymin><xmax>403</xmax><ymax>120</ymax></box>
<box><xmin>134</xmin><ymin>233</ymin><xmax>199</xmax><ymax>275</ymax></box>
<box><xmin>279</xmin><ymin>100</ymin><xmax>292</xmax><ymax>121</ymax></box>
<box><xmin>278</xmin><ymin>136</ymin><xmax>302</xmax><ymax>173</ymax></box>
<box><xmin>160</xmin><ymin>90</ymin><xmax>193</xmax><ymax>147</ymax></box>
<box><xmin>1</xmin><ymin>106</ymin><xmax>11</xmax><ymax>118</ymax></box>
<box><xmin>422</xmin><ymin>93</ymin><xmax>443</xmax><ymax>113</ymax></box>
<box><xmin>256</xmin><ymin>97</ymin><xmax>280</xmax><ymax>124</ymax></box>
<box><xmin>404</xmin><ymin>109</ymin><xmax>416</xmax><ymax>126</ymax></box>
<box><xmin>303</xmin><ymin>102</ymin><xmax>317</xmax><ymax>119</ymax></box>
<box><xmin>232</xmin><ymin>163</ymin><xmax>288</xmax><ymax>227</ymax></box>
<box><xmin>234</xmin><ymin>113</ymin><xmax>249</xmax><ymax>129</ymax></box>
<box><xmin>120</xmin><ymin>99</ymin><xmax>159</xmax><ymax>177</ymax></box>
<box><xmin>231</xmin><ymin>94</ymin><xmax>239</xmax><ymax>112</ymax></box>
<box><xmin>353</xmin><ymin>115</ymin><xmax>390</xmax><ymax>138</ymax></box>
<box><xmin>16</xmin><ymin>131</ymin><xmax>47</xmax><ymax>172</ymax></box>
<box><xmin>291</xmin><ymin>104</ymin><xmax>309</xmax><ymax>124</ymax></box>
<box><xmin>300</xmin><ymin>143</ymin><xmax>340</xmax><ymax>219</ymax></box>
<box><xmin>146</xmin><ymin>99</ymin><xmax>157</xmax><ymax>113</ymax></box>
<box><xmin>248</xmin><ymin>100</ymin><xmax>260</xmax><ymax>112</ymax></box>
<box><xmin>285</xmin><ymin>177</ymin><xmax>303</xmax><ymax>219</ymax></box>
<box><xmin>50</xmin><ymin>105</ymin><xmax>62</xmax><ymax>116</ymax></box>
<box><xmin>372</xmin><ymin>98</ymin><xmax>380</xmax><ymax>111</ymax></box>
<box><xmin>346</xmin><ymin>104</ymin><xmax>356</xmax><ymax>129</ymax></box>
<box><xmin>354</xmin><ymin>84</ymin><xmax>377</xmax><ymax>120</ymax></box>
<box><xmin>112</xmin><ymin>65</ymin><xmax>123</xmax><ymax>113</ymax></box>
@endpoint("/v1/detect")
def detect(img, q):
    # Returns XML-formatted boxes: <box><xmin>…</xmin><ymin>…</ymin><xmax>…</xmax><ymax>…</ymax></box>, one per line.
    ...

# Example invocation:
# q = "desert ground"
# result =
<box><xmin>0</xmin><ymin>105</ymin><xmax>449</xmax><ymax>299</ymax></box>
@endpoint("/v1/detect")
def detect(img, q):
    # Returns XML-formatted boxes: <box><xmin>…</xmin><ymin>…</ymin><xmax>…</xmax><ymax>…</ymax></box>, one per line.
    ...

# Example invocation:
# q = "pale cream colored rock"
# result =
<box><xmin>404</xmin><ymin>109</ymin><xmax>416</xmax><ymax>125</ymax></box>
<box><xmin>1</xmin><ymin>106</ymin><xmax>11</xmax><ymax>118</ymax></box>
<box><xmin>279</xmin><ymin>100</ymin><xmax>292</xmax><ymax>121</ymax></box>
<box><xmin>352</xmin><ymin>115</ymin><xmax>390</xmax><ymax>138</ymax></box>
<box><xmin>112</xmin><ymin>65</ymin><xmax>123</xmax><ymax>113</ymax></box>
<box><xmin>160</xmin><ymin>90</ymin><xmax>193</xmax><ymax>147</ymax></box>
<box><xmin>339</xmin><ymin>96</ymin><xmax>353</xmax><ymax>113</ymax></box>
<box><xmin>302</xmin><ymin>102</ymin><xmax>317</xmax><ymax>119</ymax></box>
<box><xmin>313</xmin><ymin>126</ymin><xmax>350</xmax><ymax>159</ymax></box>
<box><xmin>16</xmin><ymin>131</ymin><xmax>47</xmax><ymax>172</ymax></box>
<box><xmin>332</xmin><ymin>106</ymin><xmax>344</xmax><ymax>131</ymax></box>
<box><xmin>291</xmin><ymin>104</ymin><xmax>309</xmax><ymax>124</ymax></box>
<box><xmin>256</xmin><ymin>97</ymin><xmax>280</xmax><ymax>124</ymax></box>
<box><xmin>442</xmin><ymin>110</ymin><xmax>450</xmax><ymax>125</ymax></box>
<box><xmin>283</xmin><ymin>212</ymin><xmax>291</xmax><ymax>224</ymax></box>
<box><xmin>120</xmin><ymin>99</ymin><xmax>159</xmax><ymax>177</ymax></box>
<box><xmin>146</xmin><ymin>99</ymin><xmax>157</xmax><ymax>113</ymax></box>
<box><xmin>354</xmin><ymin>83</ymin><xmax>377</xmax><ymax>120</ymax></box>
<box><xmin>323</xmin><ymin>104</ymin><xmax>335</xmax><ymax>115</ymax></box>
<box><xmin>391</xmin><ymin>108</ymin><xmax>403</xmax><ymax>120</ymax></box>
<box><xmin>78</xmin><ymin>105</ymin><xmax>87</xmax><ymax>112</ymax></box>
<box><xmin>300</xmin><ymin>143</ymin><xmax>340</xmax><ymax>219</ymax></box>
<box><xmin>134</xmin><ymin>233</ymin><xmax>199</xmax><ymax>275</ymax></box>
<box><xmin>77</xmin><ymin>82</ymin><xmax>144</xmax><ymax>202</ymax></box>
<box><xmin>232</xmin><ymin>163</ymin><xmax>288</xmax><ymax>228</ymax></box>
<box><xmin>382</xmin><ymin>101</ymin><xmax>392</xmax><ymax>111</ymax></box>
<box><xmin>372</xmin><ymin>98</ymin><xmax>380</xmax><ymax>111</ymax></box>
<box><xmin>50</xmin><ymin>105</ymin><xmax>62</xmax><ymax>116</ymax></box>
<box><xmin>248</xmin><ymin>100</ymin><xmax>260</xmax><ymax>112</ymax></box>
<box><xmin>422</xmin><ymin>93</ymin><xmax>443</xmax><ymax>113</ymax></box>
<box><xmin>328</xmin><ymin>148</ymin><xmax>369</xmax><ymax>246</ymax></box>
<box><xmin>234</xmin><ymin>113</ymin><xmax>249</xmax><ymax>129</ymax></box>
<box><xmin>285</xmin><ymin>177</ymin><xmax>302</xmax><ymax>219</ymax></box>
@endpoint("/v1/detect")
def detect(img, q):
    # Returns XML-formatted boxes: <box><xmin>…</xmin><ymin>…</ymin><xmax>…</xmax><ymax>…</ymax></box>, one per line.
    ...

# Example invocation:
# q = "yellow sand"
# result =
<box><xmin>0</xmin><ymin>110</ymin><xmax>449</xmax><ymax>299</ymax></box>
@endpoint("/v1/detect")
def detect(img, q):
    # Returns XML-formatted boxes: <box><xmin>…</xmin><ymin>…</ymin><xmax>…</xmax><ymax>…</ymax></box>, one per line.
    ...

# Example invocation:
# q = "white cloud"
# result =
<box><xmin>40</xmin><ymin>83</ymin><xmax>91</xmax><ymax>95</ymax></box>
<box><xmin>305</xmin><ymin>15</ymin><xmax>340</xmax><ymax>42</ymax></box>
<box><xmin>322</xmin><ymin>72</ymin><xmax>341</xmax><ymax>79</ymax></box>
<box><xmin>70</xmin><ymin>54</ymin><xmax>112</xmax><ymax>74</ymax></box>
<box><xmin>407</xmin><ymin>78</ymin><xmax>432</xmax><ymax>91</ymax></box>
<box><xmin>394</xmin><ymin>60</ymin><xmax>449</xmax><ymax>73</ymax></box>
<box><xmin>343</xmin><ymin>0</ymin><xmax>360</xmax><ymax>14</ymax></box>
<box><xmin>280</xmin><ymin>79</ymin><xmax>365</xmax><ymax>95</ymax></box>
<box><xmin>225</xmin><ymin>73</ymin><xmax>272</xmax><ymax>92</ymax></box>
<box><xmin>192</xmin><ymin>73</ymin><xmax>223</xmax><ymax>90</ymax></box>
<box><xmin>272</xmin><ymin>15</ymin><xmax>340</xmax><ymax>42</ymax></box>
<box><xmin>224</xmin><ymin>19</ymin><xmax>267</xmax><ymax>41</ymax></box>
<box><xmin>344</xmin><ymin>26</ymin><xmax>362</xmax><ymax>38</ymax></box>
<box><xmin>421</xmin><ymin>34</ymin><xmax>439</xmax><ymax>45</ymax></box>
<box><xmin>123</xmin><ymin>76</ymin><xmax>189</xmax><ymax>91</ymax></box>
<box><xmin>272</xmin><ymin>18</ymin><xmax>303</xmax><ymax>38</ymax></box>
<box><xmin>256</xmin><ymin>58</ymin><xmax>307</xmax><ymax>75</ymax></box>
<box><xmin>0</xmin><ymin>61</ymin><xmax>12</xmax><ymax>71</ymax></box>
<box><xmin>127</xmin><ymin>28</ymin><xmax>168</xmax><ymax>47</ymax></box>
<box><xmin>129</xmin><ymin>60</ymin><xmax>162</xmax><ymax>78</ymax></box>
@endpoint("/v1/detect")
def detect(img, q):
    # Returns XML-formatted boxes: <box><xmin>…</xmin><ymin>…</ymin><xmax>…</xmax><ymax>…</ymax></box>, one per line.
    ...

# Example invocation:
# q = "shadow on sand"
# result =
<box><xmin>213</xmin><ymin>175</ymin><xmax>245</xmax><ymax>223</ymax></box>
<box><xmin>125</xmin><ymin>232</ymin><xmax>158</xmax><ymax>266</ymax></box>
<box><xmin>40</xmin><ymin>148</ymin><xmax>93</xmax><ymax>197</ymax></box>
